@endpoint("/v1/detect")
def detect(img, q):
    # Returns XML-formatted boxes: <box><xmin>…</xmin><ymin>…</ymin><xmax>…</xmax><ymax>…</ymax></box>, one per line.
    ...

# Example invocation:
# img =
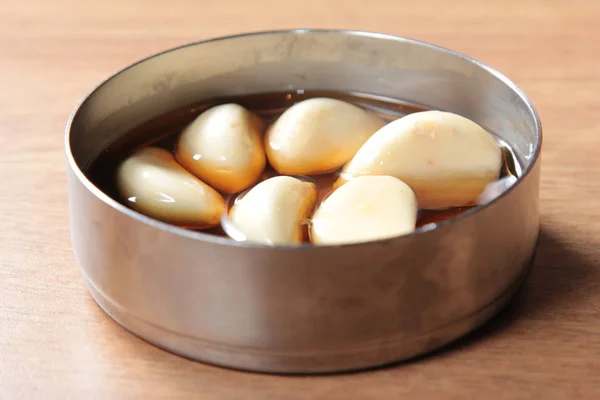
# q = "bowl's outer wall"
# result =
<box><xmin>67</xmin><ymin>30</ymin><xmax>541</xmax><ymax>373</ymax></box>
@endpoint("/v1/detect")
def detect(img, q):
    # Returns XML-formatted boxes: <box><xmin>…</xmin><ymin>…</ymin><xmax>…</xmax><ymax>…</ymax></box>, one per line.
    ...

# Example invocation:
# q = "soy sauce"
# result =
<box><xmin>86</xmin><ymin>90</ymin><xmax>521</xmax><ymax>236</ymax></box>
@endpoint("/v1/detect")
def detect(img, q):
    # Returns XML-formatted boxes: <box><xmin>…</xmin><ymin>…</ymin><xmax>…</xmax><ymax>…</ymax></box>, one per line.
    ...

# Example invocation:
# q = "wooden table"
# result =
<box><xmin>2</xmin><ymin>0</ymin><xmax>599</xmax><ymax>398</ymax></box>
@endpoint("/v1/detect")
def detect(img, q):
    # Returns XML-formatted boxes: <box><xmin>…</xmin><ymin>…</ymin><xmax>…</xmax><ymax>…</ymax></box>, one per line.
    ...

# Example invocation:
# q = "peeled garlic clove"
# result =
<box><xmin>265</xmin><ymin>98</ymin><xmax>386</xmax><ymax>175</ymax></box>
<box><xmin>227</xmin><ymin>176</ymin><xmax>317</xmax><ymax>245</ymax></box>
<box><xmin>175</xmin><ymin>103</ymin><xmax>266</xmax><ymax>194</ymax></box>
<box><xmin>340</xmin><ymin>111</ymin><xmax>503</xmax><ymax>209</ymax></box>
<box><xmin>116</xmin><ymin>147</ymin><xmax>225</xmax><ymax>228</ymax></box>
<box><xmin>311</xmin><ymin>176</ymin><xmax>418</xmax><ymax>245</ymax></box>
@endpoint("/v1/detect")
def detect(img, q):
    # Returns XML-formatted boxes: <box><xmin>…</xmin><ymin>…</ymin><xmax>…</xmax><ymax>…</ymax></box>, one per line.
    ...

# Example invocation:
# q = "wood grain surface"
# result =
<box><xmin>1</xmin><ymin>0</ymin><xmax>599</xmax><ymax>398</ymax></box>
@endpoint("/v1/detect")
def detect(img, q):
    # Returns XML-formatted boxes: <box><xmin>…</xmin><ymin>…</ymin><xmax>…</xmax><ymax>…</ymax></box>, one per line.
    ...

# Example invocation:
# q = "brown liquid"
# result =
<box><xmin>86</xmin><ymin>90</ymin><xmax>520</xmax><ymax>237</ymax></box>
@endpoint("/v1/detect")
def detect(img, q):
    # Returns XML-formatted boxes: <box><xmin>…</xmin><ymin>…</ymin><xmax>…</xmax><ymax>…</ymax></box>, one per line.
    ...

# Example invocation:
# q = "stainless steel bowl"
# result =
<box><xmin>65</xmin><ymin>29</ymin><xmax>542</xmax><ymax>373</ymax></box>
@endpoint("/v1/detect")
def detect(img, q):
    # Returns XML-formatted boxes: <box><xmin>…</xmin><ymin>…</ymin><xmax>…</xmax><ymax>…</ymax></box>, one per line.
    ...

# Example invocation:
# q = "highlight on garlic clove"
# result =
<box><xmin>116</xmin><ymin>147</ymin><xmax>225</xmax><ymax>228</ymax></box>
<box><xmin>339</xmin><ymin>110</ymin><xmax>503</xmax><ymax>209</ymax></box>
<box><xmin>225</xmin><ymin>176</ymin><xmax>318</xmax><ymax>245</ymax></box>
<box><xmin>311</xmin><ymin>176</ymin><xmax>418</xmax><ymax>245</ymax></box>
<box><xmin>175</xmin><ymin>103</ymin><xmax>267</xmax><ymax>194</ymax></box>
<box><xmin>474</xmin><ymin>174</ymin><xmax>518</xmax><ymax>205</ymax></box>
<box><xmin>265</xmin><ymin>97</ymin><xmax>386</xmax><ymax>175</ymax></box>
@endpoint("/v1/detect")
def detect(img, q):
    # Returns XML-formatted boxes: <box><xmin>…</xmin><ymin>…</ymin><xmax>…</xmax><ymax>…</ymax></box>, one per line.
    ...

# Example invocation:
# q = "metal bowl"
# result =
<box><xmin>65</xmin><ymin>29</ymin><xmax>542</xmax><ymax>373</ymax></box>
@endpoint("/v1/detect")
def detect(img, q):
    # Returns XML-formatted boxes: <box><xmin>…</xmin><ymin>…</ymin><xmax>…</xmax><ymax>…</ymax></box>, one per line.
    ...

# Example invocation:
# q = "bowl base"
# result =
<box><xmin>81</xmin><ymin>257</ymin><xmax>532</xmax><ymax>374</ymax></box>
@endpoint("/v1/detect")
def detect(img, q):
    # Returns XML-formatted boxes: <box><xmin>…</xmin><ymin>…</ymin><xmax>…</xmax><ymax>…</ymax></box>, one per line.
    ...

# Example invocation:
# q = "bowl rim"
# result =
<box><xmin>64</xmin><ymin>28</ymin><xmax>543</xmax><ymax>250</ymax></box>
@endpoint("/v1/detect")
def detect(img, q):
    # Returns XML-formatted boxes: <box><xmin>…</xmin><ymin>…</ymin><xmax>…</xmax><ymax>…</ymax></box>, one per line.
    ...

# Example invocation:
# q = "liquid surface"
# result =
<box><xmin>86</xmin><ymin>90</ymin><xmax>521</xmax><ymax>237</ymax></box>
